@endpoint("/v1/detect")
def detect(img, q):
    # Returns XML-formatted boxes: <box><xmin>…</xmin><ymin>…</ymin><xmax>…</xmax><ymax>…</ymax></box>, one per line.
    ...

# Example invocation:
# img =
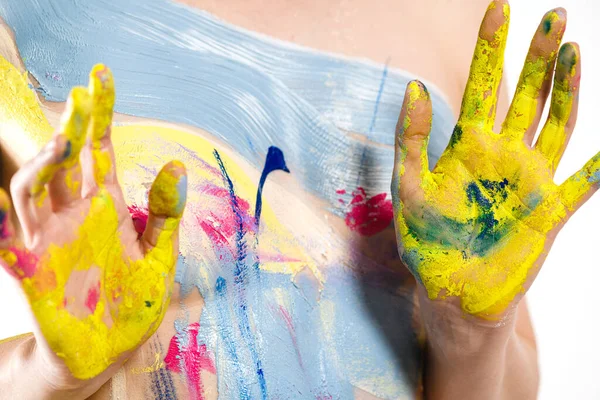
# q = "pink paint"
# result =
<box><xmin>197</xmin><ymin>183</ymin><xmax>255</xmax><ymax>250</ymax></box>
<box><xmin>278</xmin><ymin>306</ymin><xmax>305</xmax><ymax>370</ymax></box>
<box><xmin>2</xmin><ymin>247</ymin><xmax>38</xmax><ymax>280</ymax></box>
<box><xmin>128</xmin><ymin>204</ymin><xmax>149</xmax><ymax>238</ymax></box>
<box><xmin>85</xmin><ymin>282</ymin><xmax>101</xmax><ymax>313</ymax></box>
<box><xmin>335</xmin><ymin>189</ymin><xmax>346</xmax><ymax>195</ymax></box>
<box><xmin>258</xmin><ymin>252</ymin><xmax>302</xmax><ymax>263</ymax></box>
<box><xmin>164</xmin><ymin>322</ymin><xmax>216</xmax><ymax>400</ymax></box>
<box><xmin>344</xmin><ymin>187</ymin><xmax>393</xmax><ymax>236</ymax></box>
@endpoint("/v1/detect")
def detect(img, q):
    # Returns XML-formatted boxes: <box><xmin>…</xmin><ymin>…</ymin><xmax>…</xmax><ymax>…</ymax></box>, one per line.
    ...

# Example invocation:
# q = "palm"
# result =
<box><xmin>392</xmin><ymin>3</ymin><xmax>599</xmax><ymax>317</ymax></box>
<box><xmin>0</xmin><ymin>66</ymin><xmax>186</xmax><ymax>379</ymax></box>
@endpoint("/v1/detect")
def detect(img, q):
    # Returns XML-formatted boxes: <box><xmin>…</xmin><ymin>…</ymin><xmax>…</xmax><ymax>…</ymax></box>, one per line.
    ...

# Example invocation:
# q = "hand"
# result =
<box><xmin>0</xmin><ymin>65</ymin><xmax>187</xmax><ymax>384</ymax></box>
<box><xmin>392</xmin><ymin>1</ymin><xmax>599</xmax><ymax>319</ymax></box>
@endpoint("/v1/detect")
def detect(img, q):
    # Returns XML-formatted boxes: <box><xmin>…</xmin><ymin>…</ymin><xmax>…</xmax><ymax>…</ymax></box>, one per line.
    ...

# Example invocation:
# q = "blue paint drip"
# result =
<box><xmin>254</xmin><ymin>146</ymin><xmax>290</xmax><ymax>228</ymax></box>
<box><xmin>213</xmin><ymin>150</ymin><xmax>268</xmax><ymax>400</ymax></box>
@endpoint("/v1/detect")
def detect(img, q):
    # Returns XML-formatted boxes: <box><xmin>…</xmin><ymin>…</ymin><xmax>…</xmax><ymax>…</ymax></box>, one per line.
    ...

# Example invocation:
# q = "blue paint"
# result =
<box><xmin>213</xmin><ymin>150</ymin><xmax>268</xmax><ymax>400</ymax></box>
<box><xmin>357</xmin><ymin>62</ymin><xmax>390</xmax><ymax>185</ymax></box>
<box><xmin>213</xmin><ymin>276</ymin><xmax>250</xmax><ymax>400</ymax></box>
<box><xmin>590</xmin><ymin>168</ymin><xmax>600</xmax><ymax>184</ymax></box>
<box><xmin>175</xmin><ymin>175</ymin><xmax>188</xmax><ymax>215</ymax></box>
<box><xmin>0</xmin><ymin>0</ymin><xmax>456</xmax><ymax>212</ymax></box>
<box><xmin>255</xmin><ymin>146</ymin><xmax>290</xmax><ymax>228</ymax></box>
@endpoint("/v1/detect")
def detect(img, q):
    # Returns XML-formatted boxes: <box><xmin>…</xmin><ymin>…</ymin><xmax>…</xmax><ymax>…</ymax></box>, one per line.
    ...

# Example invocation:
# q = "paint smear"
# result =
<box><xmin>344</xmin><ymin>187</ymin><xmax>394</xmax><ymax>236</ymax></box>
<box><xmin>165</xmin><ymin>322</ymin><xmax>216</xmax><ymax>400</ymax></box>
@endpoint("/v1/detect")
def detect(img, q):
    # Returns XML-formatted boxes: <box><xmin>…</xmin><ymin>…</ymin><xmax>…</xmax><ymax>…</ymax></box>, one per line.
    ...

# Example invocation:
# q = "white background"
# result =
<box><xmin>0</xmin><ymin>1</ymin><xmax>599</xmax><ymax>399</ymax></box>
<box><xmin>505</xmin><ymin>1</ymin><xmax>600</xmax><ymax>399</ymax></box>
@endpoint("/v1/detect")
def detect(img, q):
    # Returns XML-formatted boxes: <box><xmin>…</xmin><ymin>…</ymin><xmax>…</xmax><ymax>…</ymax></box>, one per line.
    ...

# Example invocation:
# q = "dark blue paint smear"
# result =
<box><xmin>254</xmin><ymin>146</ymin><xmax>290</xmax><ymax>228</ymax></box>
<box><xmin>213</xmin><ymin>150</ymin><xmax>268</xmax><ymax>400</ymax></box>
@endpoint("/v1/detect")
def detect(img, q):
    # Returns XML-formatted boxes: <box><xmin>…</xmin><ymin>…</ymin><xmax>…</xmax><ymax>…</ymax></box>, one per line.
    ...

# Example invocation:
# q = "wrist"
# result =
<box><xmin>417</xmin><ymin>285</ymin><xmax>518</xmax><ymax>359</ymax></box>
<box><xmin>20</xmin><ymin>336</ymin><xmax>126</xmax><ymax>400</ymax></box>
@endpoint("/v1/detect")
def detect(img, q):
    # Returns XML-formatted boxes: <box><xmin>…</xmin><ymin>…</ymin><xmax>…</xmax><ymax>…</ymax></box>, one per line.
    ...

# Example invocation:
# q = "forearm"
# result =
<box><xmin>420</xmin><ymin>291</ymin><xmax>539</xmax><ymax>400</ymax></box>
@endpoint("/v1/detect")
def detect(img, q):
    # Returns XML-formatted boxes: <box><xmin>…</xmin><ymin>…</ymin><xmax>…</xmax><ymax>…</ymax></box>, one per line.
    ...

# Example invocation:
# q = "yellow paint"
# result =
<box><xmin>130</xmin><ymin>352</ymin><xmax>165</xmax><ymax>374</ymax></box>
<box><xmin>33</xmin><ymin>87</ymin><xmax>91</xmax><ymax>201</ymax></box>
<box><xmin>0</xmin><ymin>58</ymin><xmax>319</xmax><ymax>377</ymax></box>
<box><xmin>394</xmin><ymin>4</ymin><xmax>598</xmax><ymax>318</ymax></box>
<box><xmin>0</xmin><ymin>56</ymin><xmax>53</xmax><ymax>161</ymax></box>
<box><xmin>458</xmin><ymin>1</ymin><xmax>509</xmax><ymax>129</ymax></box>
<box><xmin>112</xmin><ymin>125</ymin><xmax>322</xmax><ymax>283</ymax></box>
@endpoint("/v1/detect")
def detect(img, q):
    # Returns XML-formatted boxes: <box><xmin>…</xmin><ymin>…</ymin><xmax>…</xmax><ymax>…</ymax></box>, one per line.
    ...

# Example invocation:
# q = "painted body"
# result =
<box><xmin>0</xmin><ymin>52</ymin><xmax>426</xmax><ymax>399</ymax></box>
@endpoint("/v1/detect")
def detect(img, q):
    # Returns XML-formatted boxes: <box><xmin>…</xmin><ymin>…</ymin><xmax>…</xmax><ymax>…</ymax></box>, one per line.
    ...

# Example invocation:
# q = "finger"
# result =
<box><xmin>559</xmin><ymin>152</ymin><xmax>600</xmax><ymax>212</ymax></box>
<box><xmin>141</xmin><ymin>161</ymin><xmax>187</xmax><ymax>257</ymax></box>
<box><xmin>502</xmin><ymin>8</ymin><xmax>566</xmax><ymax>143</ymax></box>
<box><xmin>83</xmin><ymin>64</ymin><xmax>117</xmax><ymax>190</ymax></box>
<box><xmin>458</xmin><ymin>0</ymin><xmax>510</xmax><ymax>130</ymax></box>
<box><xmin>10</xmin><ymin>134</ymin><xmax>70</xmax><ymax>242</ymax></box>
<box><xmin>0</xmin><ymin>188</ymin><xmax>37</xmax><ymax>281</ymax></box>
<box><xmin>392</xmin><ymin>80</ymin><xmax>432</xmax><ymax>200</ymax></box>
<box><xmin>535</xmin><ymin>43</ymin><xmax>581</xmax><ymax>173</ymax></box>
<box><xmin>48</xmin><ymin>87</ymin><xmax>93</xmax><ymax>209</ymax></box>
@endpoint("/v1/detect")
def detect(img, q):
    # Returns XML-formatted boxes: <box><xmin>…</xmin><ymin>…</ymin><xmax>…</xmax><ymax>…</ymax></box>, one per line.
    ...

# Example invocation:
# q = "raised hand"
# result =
<box><xmin>0</xmin><ymin>65</ymin><xmax>187</xmax><ymax>380</ymax></box>
<box><xmin>392</xmin><ymin>1</ymin><xmax>599</xmax><ymax>318</ymax></box>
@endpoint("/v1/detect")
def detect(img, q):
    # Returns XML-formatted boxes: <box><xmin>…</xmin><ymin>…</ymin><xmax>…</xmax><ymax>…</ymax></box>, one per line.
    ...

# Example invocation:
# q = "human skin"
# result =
<box><xmin>0</xmin><ymin>0</ymin><xmax>580</xmax><ymax>400</ymax></box>
<box><xmin>393</xmin><ymin>1</ymin><xmax>598</xmax><ymax>399</ymax></box>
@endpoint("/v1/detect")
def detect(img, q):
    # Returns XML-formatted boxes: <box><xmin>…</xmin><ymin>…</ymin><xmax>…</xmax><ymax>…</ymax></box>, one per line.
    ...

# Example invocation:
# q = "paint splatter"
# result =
<box><xmin>85</xmin><ymin>282</ymin><xmax>101</xmax><ymax>313</ymax></box>
<box><xmin>344</xmin><ymin>187</ymin><xmax>394</xmax><ymax>236</ymax></box>
<box><xmin>128</xmin><ymin>204</ymin><xmax>149</xmax><ymax>238</ymax></box>
<box><xmin>164</xmin><ymin>322</ymin><xmax>216</xmax><ymax>400</ymax></box>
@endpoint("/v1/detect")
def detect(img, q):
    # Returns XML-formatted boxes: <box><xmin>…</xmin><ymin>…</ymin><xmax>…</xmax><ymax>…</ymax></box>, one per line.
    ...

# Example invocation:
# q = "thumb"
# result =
<box><xmin>141</xmin><ymin>161</ymin><xmax>187</xmax><ymax>256</ymax></box>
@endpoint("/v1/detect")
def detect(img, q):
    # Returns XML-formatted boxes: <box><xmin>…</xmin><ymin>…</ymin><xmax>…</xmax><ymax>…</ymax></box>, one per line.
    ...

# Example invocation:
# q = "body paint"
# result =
<box><xmin>0</xmin><ymin>0</ymin><xmax>455</xmax><ymax>212</ymax></box>
<box><xmin>164</xmin><ymin>322</ymin><xmax>215</xmax><ymax>400</ymax></box>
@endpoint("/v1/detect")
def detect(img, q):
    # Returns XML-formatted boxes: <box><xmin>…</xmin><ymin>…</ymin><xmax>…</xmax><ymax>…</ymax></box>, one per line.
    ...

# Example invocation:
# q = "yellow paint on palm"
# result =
<box><xmin>394</xmin><ymin>5</ymin><xmax>596</xmax><ymax>318</ymax></box>
<box><xmin>22</xmin><ymin>188</ymin><xmax>180</xmax><ymax>378</ymax></box>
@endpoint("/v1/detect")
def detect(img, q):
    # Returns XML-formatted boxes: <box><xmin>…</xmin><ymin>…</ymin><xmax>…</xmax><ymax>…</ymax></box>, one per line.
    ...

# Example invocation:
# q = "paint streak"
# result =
<box><xmin>278</xmin><ymin>306</ymin><xmax>305</xmax><ymax>370</ymax></box>
<box><xmin>344</xmin><ymin>188</ymin><xmax>394</xmax><ymax>236</ymax></box>
<box><xmin>165</xmin><ymin>323</ymin><xmax>215</xmax><ymax>400</ymax></box>
<box><xmin>213</xmin><ymin>149</ymin><xmax>268</xmax><ymax>399</ymax></box>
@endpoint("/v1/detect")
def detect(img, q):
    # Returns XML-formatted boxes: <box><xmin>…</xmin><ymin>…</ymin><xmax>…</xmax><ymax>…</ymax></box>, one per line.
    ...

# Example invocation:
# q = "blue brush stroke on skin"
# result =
<box><xmin>0</xmin><ymin>0</ymin><xmax>455</xmax><ymax>210</ymax></box>
<box><xmin>213</xmin><ymin>149</ymin><xmax>268</xmax><ymax>400</ymax></box>
<box><xmin>255</xmin><ymin>146</ymin><xmax>290</xmax><ymax>228</ymax></box>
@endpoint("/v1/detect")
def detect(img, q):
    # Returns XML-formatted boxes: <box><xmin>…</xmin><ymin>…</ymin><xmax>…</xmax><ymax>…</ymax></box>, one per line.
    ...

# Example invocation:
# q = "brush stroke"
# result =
<box><xmin>0</xmin><ymin>0</ymin><xmax>455</xmax><ymax>212</ymax></box>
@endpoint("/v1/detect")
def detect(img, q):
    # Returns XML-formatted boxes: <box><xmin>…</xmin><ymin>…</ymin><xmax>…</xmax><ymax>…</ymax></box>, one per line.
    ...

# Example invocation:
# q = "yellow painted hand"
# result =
<box><xmin>0</xmin><ymin>66</ymin><xmax>187</xmax><ymax>380</ymax></box>
<box><xmin>392</xmin><ymin>1</ymin><xmax>599</xmax><ymax>318</ymax></box>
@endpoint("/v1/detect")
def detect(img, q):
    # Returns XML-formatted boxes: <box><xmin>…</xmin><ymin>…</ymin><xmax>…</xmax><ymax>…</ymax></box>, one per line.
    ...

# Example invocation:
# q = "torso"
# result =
<box><xmin>0</xmin><ymin>0</ymin><xmax>492</xmax><ymax>398</ymax></box>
